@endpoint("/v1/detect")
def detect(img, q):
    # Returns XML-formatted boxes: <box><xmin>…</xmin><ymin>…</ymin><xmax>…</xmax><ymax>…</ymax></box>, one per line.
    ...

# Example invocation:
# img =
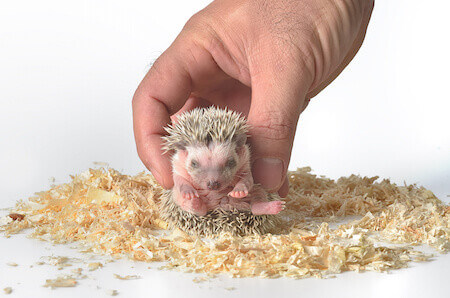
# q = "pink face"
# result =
<box><xmin>185</xmin><ymin>142</ymin><xmax>241</xmax><ymax>191</ymax></box>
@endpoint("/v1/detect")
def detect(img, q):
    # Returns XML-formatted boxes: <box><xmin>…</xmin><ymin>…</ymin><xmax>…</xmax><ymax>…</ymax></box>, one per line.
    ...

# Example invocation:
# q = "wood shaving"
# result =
<box><xmin>3</xmin><ymin>287</ymin><xmax>12</xmax><ymax>294</ymax></box>
<box><xmin>113</xmin><ymin>274</ymin><xmax>141</xmax><ymax>280</ymax></box>
<box><xmin>192</xmin><ymin>276</ymin><xmax>209</xmax><ymax>283</ymax></box>
<box><xmin>71</xmin><ymin>268</ymin><xmax>83</xmax><ymax>274</ymax></box>
<box><xmin>225</xmin><ymin>287</ymin><xmax>236</xmax><ymax>291</ymax></box>
<box><xmin>106</xmin><ymin>289</ymin><xmax>118</xmax><ymax>296</ymax></box>
<box><xmin>43</xmin><ymin>276</ymin><xmax>77</xmax><ymax>289</ymax></box>
<box><xmin>40</xmin><ymin>256</ymin><xmax>80</xmax><ymax>270</ymax></box>
<box><xmin>8</xmin><ymin>213</ymin><xmax>25</xmax><ymax>221</ymax></box>
<box><xmin>88</xmin><ymin>262</ymin><xmax>103</xmax><ymax>271</ymax></box>
<box><xmin>1</xmin><ymin>167</ymin><xmax>448</xmax><ymax>279</ymax></box>
<box><xmin>6</xmin><ymin>262</ymin><xmax>18</xmax><ymax>266</ymax></box>
<box><xmin>43</xmin><ymin>266</ymin><xmax>86</xmax><ymax>289</ymax></box>
<box><xmin>47</xmin><ymin>256</ymin><xmax>70</xmax><ymax>266</ymax></box>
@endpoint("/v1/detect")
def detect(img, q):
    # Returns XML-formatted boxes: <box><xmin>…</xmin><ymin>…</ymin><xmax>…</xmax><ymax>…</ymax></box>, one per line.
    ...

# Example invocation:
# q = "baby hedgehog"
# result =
<box><xmin>159</xmin><ymin>106</ymin><xmax>285</xmax><ymax>236</ymax></box>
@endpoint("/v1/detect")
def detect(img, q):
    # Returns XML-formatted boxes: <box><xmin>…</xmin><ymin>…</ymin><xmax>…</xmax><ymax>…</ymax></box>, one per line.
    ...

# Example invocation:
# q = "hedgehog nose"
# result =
<box><xmin>207</xmin><ymin>180</ymin><xmax>220</xmax><ymax>190</ymax></box>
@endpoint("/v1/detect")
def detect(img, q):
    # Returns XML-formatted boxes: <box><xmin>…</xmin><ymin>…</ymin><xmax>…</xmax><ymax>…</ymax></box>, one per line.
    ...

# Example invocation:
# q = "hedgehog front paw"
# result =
<box><xmin>228</xmin><ymin>183</ymin><xmax>249</xmax><ymax>198</ymax></box>
<box><xmin>180</xmin><ymin>185</ymin><xmax>199</xmax><ymax>200</ymax></box>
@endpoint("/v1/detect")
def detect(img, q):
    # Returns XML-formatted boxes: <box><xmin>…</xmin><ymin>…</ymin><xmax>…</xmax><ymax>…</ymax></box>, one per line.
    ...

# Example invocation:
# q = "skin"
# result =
<box><xmin>172</xmin><ymin>141</ymin><xmax>285</xmax><ymax>216</ymax></box>
<box><xmin>132</xmin><ymin>0</ymin><xmax>375</xmax><ymax>197</ymax></box>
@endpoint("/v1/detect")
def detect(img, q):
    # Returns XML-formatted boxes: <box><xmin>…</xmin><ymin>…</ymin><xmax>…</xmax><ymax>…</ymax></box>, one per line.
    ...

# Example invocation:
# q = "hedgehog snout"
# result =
<box><xmin>207</xmin><ymin>180</ymin><xmax>221</xmax><ymax>190</ymax></box>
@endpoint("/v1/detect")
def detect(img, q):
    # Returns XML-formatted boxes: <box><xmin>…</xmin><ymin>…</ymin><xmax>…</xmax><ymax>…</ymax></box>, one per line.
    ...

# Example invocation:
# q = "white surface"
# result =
<box><xmin>0</xmin><ymin>0</ymin><xmax>449</xmax><ymax>297</ymax></box>
<box><xmin>0</xmin><ymin>233</ymin><xmax>448</xmax><ymax>298</ymax></box>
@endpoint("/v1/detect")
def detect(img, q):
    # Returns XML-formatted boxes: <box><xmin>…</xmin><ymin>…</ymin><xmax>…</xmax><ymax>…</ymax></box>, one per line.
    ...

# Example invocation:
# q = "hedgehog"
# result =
<box><xmin>159</xmin><ymin>106</ymin><xmax>285</xmax><ymax>236</ymax></box>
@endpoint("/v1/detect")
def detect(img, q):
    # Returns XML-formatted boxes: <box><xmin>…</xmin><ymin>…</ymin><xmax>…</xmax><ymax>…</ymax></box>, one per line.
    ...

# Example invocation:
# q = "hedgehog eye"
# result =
<box><xmin>191</xmin><ymin>160</ymin><xmax>199</xmax><ymax>168</ymax></box>
<box><xmin>226</xmin><ymin>158</ymin><xmax>236</xmax><ymax>168</ymax></box>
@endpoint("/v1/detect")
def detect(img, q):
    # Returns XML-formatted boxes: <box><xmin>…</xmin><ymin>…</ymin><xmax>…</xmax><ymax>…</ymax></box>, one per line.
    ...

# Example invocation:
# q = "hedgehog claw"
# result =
<box><xmin>181</xmin><ymin>188</ymin><xmax>199</xmax><ymax>200</ymax></box>
<box><xmin>229</xmin><ymin>184</ymin><xmax>249</xmax><ymax>198</ymax></box>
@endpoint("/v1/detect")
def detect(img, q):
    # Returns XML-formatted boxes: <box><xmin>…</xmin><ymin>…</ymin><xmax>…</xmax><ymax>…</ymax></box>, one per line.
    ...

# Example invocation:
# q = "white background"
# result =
<box><xmin>0</xmin><ymin>1</ymin><xmax>449</xmax><ymax>297</ymax></box>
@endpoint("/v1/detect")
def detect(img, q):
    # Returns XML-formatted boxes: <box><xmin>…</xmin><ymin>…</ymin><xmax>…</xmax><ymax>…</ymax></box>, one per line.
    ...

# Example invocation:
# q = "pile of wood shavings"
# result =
<box><xmin>1</xmin><ymin>167</ymin><xmax>449</xmax><ymax>279</ymax></box>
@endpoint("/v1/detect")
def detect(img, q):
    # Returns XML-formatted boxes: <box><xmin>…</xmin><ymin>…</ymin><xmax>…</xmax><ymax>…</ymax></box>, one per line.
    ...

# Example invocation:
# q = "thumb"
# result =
<box><xmin>247</xmin><ymin>58</ymin><xmax>311</xmax><ymax>192</ymax></box>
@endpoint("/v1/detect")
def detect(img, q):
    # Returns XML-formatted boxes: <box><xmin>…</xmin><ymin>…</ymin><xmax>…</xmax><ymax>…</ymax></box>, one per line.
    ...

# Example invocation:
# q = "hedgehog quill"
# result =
<box><xmin>159</xmin><ymin>106</ymin><xmax>285</xmax><ymax>236</ymax></box>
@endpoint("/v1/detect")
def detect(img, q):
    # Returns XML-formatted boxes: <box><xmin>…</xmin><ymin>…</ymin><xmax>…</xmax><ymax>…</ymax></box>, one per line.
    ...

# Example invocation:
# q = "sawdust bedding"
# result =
<box><xmin>1</xmin><ymin>167</ymin><xmax>448</xmax><ymax>279</ymax></box>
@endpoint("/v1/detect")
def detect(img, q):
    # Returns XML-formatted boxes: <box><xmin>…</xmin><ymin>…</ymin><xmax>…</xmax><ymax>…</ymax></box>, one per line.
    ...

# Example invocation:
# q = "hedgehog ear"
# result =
<box><xmin>234</xmin><ymin>134</ymin><xmax>247</xmax><ymax>148</ymax></box>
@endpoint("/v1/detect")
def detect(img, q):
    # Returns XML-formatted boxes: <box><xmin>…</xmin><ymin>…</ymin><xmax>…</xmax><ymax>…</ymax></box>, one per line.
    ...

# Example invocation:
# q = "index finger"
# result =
<box><xmin>132</xmin><ymin>48</ymin><xmax>193</xmax><ymax>188</ymax></box>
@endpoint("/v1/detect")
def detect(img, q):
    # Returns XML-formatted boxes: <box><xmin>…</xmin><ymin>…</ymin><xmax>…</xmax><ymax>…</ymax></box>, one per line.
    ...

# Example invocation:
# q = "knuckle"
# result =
<box><xmin>181</xmin><ymin>11</ymin><xmax>219</xmax><ymax>48</ymax></box>
<box><xmin>250</xmin><ymin>111</ymin><xmax>296</xmax><ymax>142</ymax></box>
<box><xmin>184</xmin><ymin>11</ymin><xmax>204</xmax><ymax>29</ymax></box>
<box><xmin>131</xmin><ymin>88</ymin><xmax>142</xmax><ymax>108</ymax></box>
<box><xmin>183</xmin><ymin>11</ymin><xmax>214</xmax><ymax>36</ymax></box>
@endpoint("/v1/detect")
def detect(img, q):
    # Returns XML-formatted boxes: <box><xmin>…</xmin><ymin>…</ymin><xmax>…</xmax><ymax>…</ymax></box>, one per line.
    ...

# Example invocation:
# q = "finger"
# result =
<box><xmin>132</xmin><ymin>46</ymin><xmax>193</xmax><ymax>189</ymax></box>
<box><xmin>247</xmin><ymin>52</ymin><xmax>312</xmax><ymax>192</ymax></box>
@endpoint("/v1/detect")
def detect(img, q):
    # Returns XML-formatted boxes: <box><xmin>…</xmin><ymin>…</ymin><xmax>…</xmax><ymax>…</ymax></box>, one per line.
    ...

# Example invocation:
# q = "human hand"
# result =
<box><xmin>132</xmin><ymin>0</ymin><xmax>374</xmax><ymax>197</ymax></box>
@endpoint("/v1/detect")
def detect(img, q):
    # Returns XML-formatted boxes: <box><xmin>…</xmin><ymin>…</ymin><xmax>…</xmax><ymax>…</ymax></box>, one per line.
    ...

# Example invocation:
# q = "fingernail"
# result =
<box><xmin>252</xmin><ymin>158</ymin><xmax>284</xmax><ymax>190</ymax></box>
